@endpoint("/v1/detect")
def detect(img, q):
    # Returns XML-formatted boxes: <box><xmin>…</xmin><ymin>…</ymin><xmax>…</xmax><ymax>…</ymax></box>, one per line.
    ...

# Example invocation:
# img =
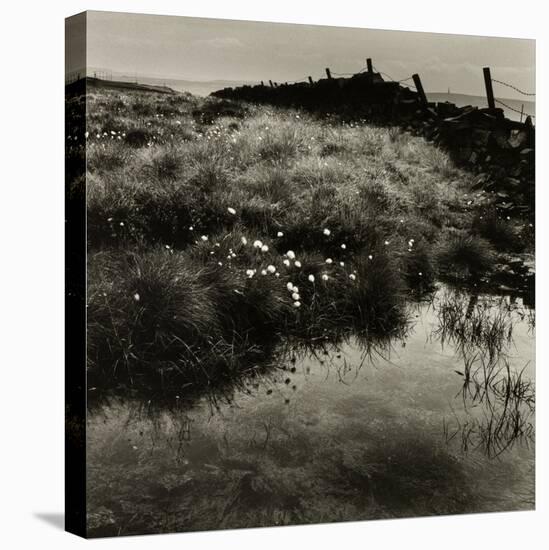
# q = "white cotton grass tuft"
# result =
<box><xmin>246</xmin><ymin>269</ymin><xmax>255</xmax><ymax>278</ymax></box>
<box><xmin>267</xmin><ymin>265</ymin><xmax>276</xmax><ymax>274</ymax></box>
<box><xmin>349</xmin><ymin>274</ymin><xmax>356</xmax><ymax>281</ymax></box>
<box><xmin>294</xmin><ymin>261</ymin><xmax>302</xmax><ymax>268</ymax></box>
<box><xmin>133</xmin><ymin>293</ymin><xmax>140</xmax><ymax>301</ymax></box>
<box><xmin>323</xmin><ymin>228</ymin><xmax>331</xmax><ymax>236</ymax></box>
<box><xmin>253</xmin><ymin>240</ymin><xmax>263</xmax><ymax>249</ymax></box>
<box><xmin>341</xmin><ymin>244</ymin><xmax>346</xmax><ymax>249</ymax></box>
<box><xmin>261</xmin><ymin>244</ymin><xmax>269</xmax><ymax>253</ymax></box>
<box><xmin>308</xmin><ymin>274</ymin><xmax>315</xmax><ymax>283</ymax></box>
<box><xmin>227</xmin><ymin>207</ymin><xmax>236</xmax><ymax>215</ymax></box>
<box><xmin>293</xmin><ymin>301</ymin><xmax>301</xmax><ymax>308</ymax></box>
<box><xmin>322</xmin><ymin>274</ymin><xmax>329</xmax><ymax>281</ymax></box>
<box><xmin>292</xmin><ymin>292</ymin><xmax>300</xmax><ymax>301</ymax></box>
<box><xmin>241</xmin><ymin>236</ymin><xmax>248</xmax><ymax>245</ymax></box>
<box><xmin>261</xmin><ymin>269</ymin><xmax>267</xmax><ymax>276</ymax></box>
<box><xmin>339</xmin><ymin>261</ymin><xmax>345</xmax><ymax>267</ymax></box>
<box><xmin>287</xmin><ymin>282</ymin><xmax>295</xmax><ymax>292</ymax></box>
<box><xmin>286</xmin><ymin>250</ymin><xmax>296</xmax><ymax>260</ymax></box>
<box><xmin>368</xmin><ymin>255</ymin><xmax>373</xmax><ymax>260</ymax></box>
<box><xmin>277</xmin><ymin>231</ymin><xmax>284</xmax><ymax>237</ymax></box>
<box><xmin>325</xmin><ymin>258</ymin><xmax>333</xmax><ymax>264</ymax></box>
<box><xmin>283</xmin><ymin>259</ymin><xmax>290</xmax><ymax>267</ymax></box>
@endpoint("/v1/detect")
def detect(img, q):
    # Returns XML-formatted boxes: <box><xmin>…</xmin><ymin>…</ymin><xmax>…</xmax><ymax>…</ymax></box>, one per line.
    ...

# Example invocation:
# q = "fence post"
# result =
<box><xmin>325</xmin><ymin>68</ymin><xmax>332</xmax><ymax>80</ymax></box>
<box><xmin>269</xmin><ymin>80</ymin><xmax>273</xmax><ymax>88</ymax></box>
<box><xmin>366</xmin><ymin>58</ymin><xmax>373</xmax><ymax>73</ymax></box>
<box><xmin>261</xmin><ymin>80</ymin><xmax>264</xmax><ymax>87</ymax></box>
<box><xmin>483</xmin><ymin>67</ymin><xmax>495</xmax><ymax>109</ymax></box>
<box><xmin>520</xmin><ymin>104</ymin><xmax>524</xmax><ymax>123</ymax></box>
<box><xmin>412</xmin><ymin>74</ymin><xmax>428</xmax><ymax>108</ymax></box>
<box><xmin>308</xmin><ymin>76</ymin><xmax>313</xmax><ymax>85</ymax></box>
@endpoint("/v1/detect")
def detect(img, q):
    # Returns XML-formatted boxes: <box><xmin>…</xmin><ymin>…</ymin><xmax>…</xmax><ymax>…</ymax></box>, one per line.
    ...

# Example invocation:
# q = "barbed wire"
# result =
<box><xmin>492</xmin><ymin>79</ymin><xmax>535</xmax><ymax>97</ymax></box>
<box><xmin>494</xmin><ymin>98</ymin><xmax>535</xmax><ymax>119</ymax></box>
<box><xmin>372</xmin><ymin>66</ymin><xmax>417</xmax><ymax>88</ymax></box>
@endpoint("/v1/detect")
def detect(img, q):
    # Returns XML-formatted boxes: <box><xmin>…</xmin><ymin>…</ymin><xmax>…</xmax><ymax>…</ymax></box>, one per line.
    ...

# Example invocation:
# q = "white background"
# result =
<box><xmin>0</xmin><ymin>1</ymin><xmax>546</xmax><ymax>548</ymax></box>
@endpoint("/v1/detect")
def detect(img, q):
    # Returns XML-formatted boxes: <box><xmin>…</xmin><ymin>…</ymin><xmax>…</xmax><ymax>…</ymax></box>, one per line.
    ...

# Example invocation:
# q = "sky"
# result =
<box><xmin>68</xmin><ymin>10</ymin><xmax>535</xmax><ymax>99</ymax></box>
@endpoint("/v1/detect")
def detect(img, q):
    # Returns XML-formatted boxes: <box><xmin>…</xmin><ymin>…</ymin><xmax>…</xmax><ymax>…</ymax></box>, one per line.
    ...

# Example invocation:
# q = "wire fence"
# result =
<box><xmin>492</xmin><ymin>78</ymin><xmax>535</xmax><ymax>97</ymax></box>
<box><xmin>491</xmin><ymin>76</ymin><xmax>535</xmax><ymax>121</ymax></box>
<box><xmin>495</xmin><ymin>98</ymin><xmax>535</xmax><ymax>119</ymax></box>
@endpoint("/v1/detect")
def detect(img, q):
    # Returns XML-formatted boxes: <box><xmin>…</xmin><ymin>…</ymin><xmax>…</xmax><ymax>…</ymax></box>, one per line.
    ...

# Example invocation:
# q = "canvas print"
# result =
<box><xmin>65</xmin><ymin>11</ymin><xmax>535</xmax><ymax>538</ymax></box>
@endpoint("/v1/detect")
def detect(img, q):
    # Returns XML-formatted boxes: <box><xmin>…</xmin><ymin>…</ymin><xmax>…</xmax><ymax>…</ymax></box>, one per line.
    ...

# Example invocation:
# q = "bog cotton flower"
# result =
<box><xmin>241</xmin><ymin>236</ymin><xmax>248</xmax><ymax>245</ymax></box>
<box><xmin>201</xmin><ymin>235</ymin><xmax>208</xmax><ymax>242</ymax></box>
<box><xmin>287</xmin><ymin>282</ymin><xmax>294</xmax><ymax>292</ymax></box>
<box><xmin>294</xmin><ymin>261</ymin><xmax>302</xmax><ymax>268</ymax></box>
<box><xmin>293</xmin><ymin>301</ymin><xmax>301</xmax><ymax>308</ymax></box>
<box><xmin>227</xmin><ymin>207</ymin><xmax>236</xmax><ymax>215</ymax></box>
<box><xmin>323</xmin><ymin>228</ymin><xmax>331</xmax><ymax>236</ymax></box>
<box><xmin>277</xmin><ymin>231</ymin><xmax>284</xmax><ymax>237</ymax></box>
<box><xmin>261</xmin><ymin>245</ymin><xmax>269</xmax><ymax>253</ymax></box>
<box><xmin>283</xmin><ymin>259</ymin><xmax>290</xmax><ymax>267</ymax></box>
<box><xmin>349</xmin><ymin>274</ymin><xmax>356</xmax><ymax>281</ymax></box>
<box><xmin>292</xmin><ymin>292</ymin><xmax>300</xmax><ymax>301</ymax></box>
<box><xmin>341</xmin><ymin>244</ymin><xmax>346</xmax><ymax>249</ymax></box>
<box><xmin>308</xmin><ymin>274</ymin><xmax>315</xmax><ymax>283</ymax></box>
<box><xmin>322</xmin><ymin>274</ymin><xmax>329</xmax><ymax>281</ymax></box>
<box><xmin>253</xmin><ymin>240</ymin><xmax>263</xmax><ymax>249</ymax></box>
<box><xmin>325</xmin><ymin>258</ymin><xmax>333</xmax><ymax>264</ymax></box>
<box><xmin>133</xmin><ymin>293</ymin><xmax>140</xmax><ymax>301</ymax></box>
<box><xmin>286</xmin><ymin>250</ymin><xmax>296</xmax><ymax>260</ymax></box>
<box><xmin>267</xmin><ymin>265</ymin><xmax>276</xmax><ymax>274</ymax></box>
<box><xmin>246</xmin><ymin>269</ymin><xmax>255</xmax><ymax>278</ymax></box>
<box><xmin>261</xmin><ymin>269</ymin><xmax>267</xmax><ymax>276</ymax></box>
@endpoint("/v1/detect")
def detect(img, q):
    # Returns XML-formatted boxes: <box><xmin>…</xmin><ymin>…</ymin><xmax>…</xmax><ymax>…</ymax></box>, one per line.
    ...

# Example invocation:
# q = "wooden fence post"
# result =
<box><xmin>325</xmin><ymin>68</ymin><xmax>332</xmax><ymax>80</ymax></box>
<box><xmin>483</xmin><ymin>67</ymin><xmax>495</xmax><ymax>109</ymax></box>
<box><xmin>366</xmin><ymin>58</ymin><xmax>373</xmax><ymax>74</ymax></box>
<box><xmin>308</xmin><ymin>76</ymin><xmax>313</xmax><ymax>85</ymax></box>
<box><xmin>412</xmin><ymin>74</ymin><xmax>428</xmax><ymax>108</ymax></box>
<box><xmin>261</xmin><ymin>80</ymin><xmax>264</xmax><ymax>86</ymax></box>
<box><xmin>269</xmin><ymin>80</ymin><xmax>273</xmax><ymax>88</ymax></box>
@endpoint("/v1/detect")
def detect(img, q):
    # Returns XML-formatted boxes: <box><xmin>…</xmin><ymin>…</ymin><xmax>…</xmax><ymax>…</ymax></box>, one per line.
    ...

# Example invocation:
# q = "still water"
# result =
<box><xmin>87</xmin><ymin>286</ymin><xmax>535</xmax><ymax>537</ymax></box>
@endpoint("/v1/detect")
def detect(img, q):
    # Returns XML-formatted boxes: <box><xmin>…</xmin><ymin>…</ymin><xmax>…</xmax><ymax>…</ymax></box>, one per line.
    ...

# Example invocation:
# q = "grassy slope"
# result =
<box><xmin>81</xmin><ymin>88</ymin><xmax>526</xmax><ymax>395</ymax></box>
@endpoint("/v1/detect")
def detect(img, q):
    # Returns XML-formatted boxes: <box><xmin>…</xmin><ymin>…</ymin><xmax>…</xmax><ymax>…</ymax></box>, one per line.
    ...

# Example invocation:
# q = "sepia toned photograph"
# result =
<box><xmin>65</xmin><ymin>10</ymin><xmax>535</xmax><ymax>538</ymax></box>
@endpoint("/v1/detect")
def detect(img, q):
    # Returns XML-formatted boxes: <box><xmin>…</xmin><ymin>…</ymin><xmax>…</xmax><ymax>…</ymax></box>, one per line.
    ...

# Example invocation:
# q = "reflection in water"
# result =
<box><xmin>86</xmin><ymin>285</ymin><xmax>535</xmax><ymax>537</ymax></box>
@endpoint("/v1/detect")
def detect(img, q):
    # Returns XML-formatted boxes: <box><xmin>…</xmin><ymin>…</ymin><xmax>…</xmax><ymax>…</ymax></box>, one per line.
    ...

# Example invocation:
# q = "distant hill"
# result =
<box><xmin>84</xmin><ymin>77</ymin><xmax>175</xmax><ymax>95</ymax></box>
<box><xmin>110</xmin><ymin>74</ymin><xmax>254</xmax><ymax>97</ymax></box>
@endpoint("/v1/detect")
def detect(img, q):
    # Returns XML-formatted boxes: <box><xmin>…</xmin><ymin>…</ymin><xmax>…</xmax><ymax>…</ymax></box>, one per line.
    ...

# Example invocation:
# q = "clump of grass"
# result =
<box><xmin>143</xmin><ymin>148</ymin><xmax>182</xmax><ymax>181</ymax></box>
<box><xmin>473</xmin><ymin>211</ymin><xmax>524</xmax><ymax>252</ymax></box>
<box><xmin>437</xmin><ymin>232</ymin><xmax>496</xmax><ymax>279</ymax></box>
<box><xmin>433</xmin><ymin>291</ymin><xmax>513</xmax><ymax>361</ymax></box>
<box><xmin>87</xmin><ymin>230</ymin><xmax>409</xmax><ymax>391</ymax></box>
<box><xmin>125</xmin><ymin>128</ymin><xmax>152</xmax><ymax>148</ymax></box>
<box><xmin>446</xmin><ymin>353</ymin><xmax>535</xmax><ymax>458</ymax></box>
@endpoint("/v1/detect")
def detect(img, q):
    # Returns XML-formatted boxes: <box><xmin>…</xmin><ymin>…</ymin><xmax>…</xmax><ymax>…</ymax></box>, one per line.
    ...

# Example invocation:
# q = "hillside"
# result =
<box><xmin>64</xmin><ymin>86</ymin><xmax>535</xmax><ymax>396</ymax></box>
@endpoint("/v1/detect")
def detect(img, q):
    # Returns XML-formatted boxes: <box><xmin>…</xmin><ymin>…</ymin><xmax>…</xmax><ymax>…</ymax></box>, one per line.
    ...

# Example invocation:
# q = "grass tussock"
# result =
<box><xmin>437</xmin><ymin>232</ymin><xmax>496</xmax><ymax>280</ymax></box>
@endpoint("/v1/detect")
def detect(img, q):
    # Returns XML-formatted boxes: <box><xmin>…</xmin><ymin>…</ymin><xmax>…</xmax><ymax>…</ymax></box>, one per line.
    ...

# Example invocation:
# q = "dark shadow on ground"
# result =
<box><xmin>34</xmin><ymin>513</ymin><xmax>64</xmax><ymax>530</ymax></box>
